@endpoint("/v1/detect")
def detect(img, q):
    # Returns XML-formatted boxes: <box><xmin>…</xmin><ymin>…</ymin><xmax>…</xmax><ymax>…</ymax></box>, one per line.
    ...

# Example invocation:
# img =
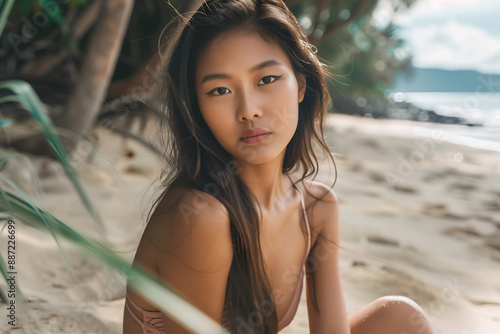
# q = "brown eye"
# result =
<box><xmin>209</xmin><ymin>87</ymin><xmax>230</xmax><ymax>96</ymax></box>
<box><xmin>258</xmin><ymin>74</ymin><xmax>283</xmax><ymax>86</ymax></box>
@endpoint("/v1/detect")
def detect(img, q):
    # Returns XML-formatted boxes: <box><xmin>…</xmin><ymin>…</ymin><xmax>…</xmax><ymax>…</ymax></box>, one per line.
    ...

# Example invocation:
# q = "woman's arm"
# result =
<box><xmin>305</xmin><ymin>182</ymin><xmax>350</xmax><ymax>334</ymax></box>
<box><xmin>151</xmin><ymin>190</ymin><xmax>234</xmax><ymax>333</ymax></box>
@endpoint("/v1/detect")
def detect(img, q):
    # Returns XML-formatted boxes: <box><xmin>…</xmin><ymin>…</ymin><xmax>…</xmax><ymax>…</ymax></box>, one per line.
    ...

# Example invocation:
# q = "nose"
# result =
<box><xmin>237</xmin><ymin>88</ymin><xmax>263</xmax><ymax>122</ymax></box>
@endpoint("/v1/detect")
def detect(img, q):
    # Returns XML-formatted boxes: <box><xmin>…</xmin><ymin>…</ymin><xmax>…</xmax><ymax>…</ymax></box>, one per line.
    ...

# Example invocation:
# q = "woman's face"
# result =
<box><xmin>195</xmin><ymin>28</ymin><xmax>306</xmax><ymax>166</ymax></box>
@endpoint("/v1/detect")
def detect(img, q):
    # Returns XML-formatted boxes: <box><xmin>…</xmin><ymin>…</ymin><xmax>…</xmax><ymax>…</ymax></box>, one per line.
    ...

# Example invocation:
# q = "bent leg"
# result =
<box><xmin>349</xmin><ymin>296</ymin><xmax>435</xmax><ymax>334</ymax></box>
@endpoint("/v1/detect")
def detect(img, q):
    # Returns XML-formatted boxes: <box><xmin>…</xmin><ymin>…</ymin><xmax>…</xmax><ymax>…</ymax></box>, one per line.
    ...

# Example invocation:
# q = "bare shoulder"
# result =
<box><xmin>301</xmin><ymin>179</ymin><xmax>338</xmax><ymax>204</ymax></box>
<box><xmin>130</xmin><ymin>188</ymin><xmax>233</xmax><ymax>330</ymax></box>
<box><xmin>138</xmin><ymin>187</ymin><xmax>233</xmax><ymax>274</ymax></box>
<box><xmin>296</xmin><ymin>179</ymin><xmax>340</xmax><ymax>243</ymax></box>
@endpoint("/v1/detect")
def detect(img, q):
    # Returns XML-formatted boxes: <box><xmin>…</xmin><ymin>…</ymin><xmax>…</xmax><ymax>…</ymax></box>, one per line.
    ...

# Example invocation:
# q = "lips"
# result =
<box><xmin>240</xmin><ymin>128</ymin><xmax>271</xmax><ymax>139</ymax></box>
<box><xmin>240</xmin><ymin>128</ymin><xmax>272</xmax><ymax>144</ymax></box>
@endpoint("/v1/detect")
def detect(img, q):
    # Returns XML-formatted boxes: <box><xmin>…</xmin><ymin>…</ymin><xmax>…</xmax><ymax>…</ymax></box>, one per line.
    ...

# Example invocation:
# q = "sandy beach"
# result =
<box><xmin>1</xmin><ymin>113</ymin><xmax>499</xmax><ymax>333</ymax></box>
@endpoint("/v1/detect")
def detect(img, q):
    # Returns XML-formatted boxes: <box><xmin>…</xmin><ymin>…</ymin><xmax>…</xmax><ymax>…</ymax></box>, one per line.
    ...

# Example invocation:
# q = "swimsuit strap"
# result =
<box><xmin>125</xmin><ymin>295</ymin><xmax>143</xmax><ymax>324</ymax></box>
<box><xmin>285</xmin><ymin>173</ymin><xmax>312</xmax><ymax>253</ymax></box>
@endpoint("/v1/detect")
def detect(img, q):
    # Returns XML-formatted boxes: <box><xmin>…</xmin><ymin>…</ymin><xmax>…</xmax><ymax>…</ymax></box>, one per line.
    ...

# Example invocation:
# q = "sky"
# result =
<box><xmin>377</xmin><ymin>0</ymin><xmax>500</xmax><ymax>74</ymax></box>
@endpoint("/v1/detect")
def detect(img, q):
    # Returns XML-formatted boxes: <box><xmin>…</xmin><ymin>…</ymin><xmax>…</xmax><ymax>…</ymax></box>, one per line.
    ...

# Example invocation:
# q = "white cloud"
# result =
<box><xmin>392</xmin><ymin>0</ymin><xmax>496</xmax><ymax>27</ymax></box>
<box><xmin>405</xmin><ymin>20</ymin><xmax>500</xmax><ymax>74</ymax></box>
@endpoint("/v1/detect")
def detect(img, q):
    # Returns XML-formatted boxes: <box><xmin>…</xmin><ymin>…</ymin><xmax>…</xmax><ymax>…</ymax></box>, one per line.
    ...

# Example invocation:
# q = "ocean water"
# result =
<box><xmin>388</xmin><ymin>92</ymin><xmax>500</xmax><ymax>152</ymax></box>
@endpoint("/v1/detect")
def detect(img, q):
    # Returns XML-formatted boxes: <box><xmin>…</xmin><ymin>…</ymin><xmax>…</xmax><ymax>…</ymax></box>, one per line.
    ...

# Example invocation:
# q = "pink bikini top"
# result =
<box><xmin>277</xmin><ymin>177</ymin><xmax>312</xmax><ymax>331</ymax></box>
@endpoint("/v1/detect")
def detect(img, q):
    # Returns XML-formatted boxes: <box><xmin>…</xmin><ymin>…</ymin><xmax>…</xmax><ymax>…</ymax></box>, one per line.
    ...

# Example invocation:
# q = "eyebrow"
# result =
<box><xmin>200</xmin><ymin>60</ymin><xmax>283</xmax><ymax>84</ymax></box>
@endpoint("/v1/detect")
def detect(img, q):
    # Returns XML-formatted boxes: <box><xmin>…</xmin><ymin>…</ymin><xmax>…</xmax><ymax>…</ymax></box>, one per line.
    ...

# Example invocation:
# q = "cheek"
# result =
<box><xmin>198</xmin><ymin>97</ymin><xmax>221</xmax><ymax>127</ymax></box>
<box><xmin>199</xmin><ymin>104</ymin><xmax>234</xmax><ymax>144</ymax></box>
<box><xmin>268</xmin><ymin>85</ymin><xmax>300</xmax><ymax>133</ymax></box>
<box><xmin>202</xmin><ymin>110</ymin><xmax>225</xmax><ymax>134</ymax></box>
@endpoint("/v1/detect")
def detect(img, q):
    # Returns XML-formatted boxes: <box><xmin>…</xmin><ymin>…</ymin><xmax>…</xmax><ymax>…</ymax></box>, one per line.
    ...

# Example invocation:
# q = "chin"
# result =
<box><xmin>232</xmin><ymin>145</ymin><xmax>285</xmax><ymax>166</ymax></box>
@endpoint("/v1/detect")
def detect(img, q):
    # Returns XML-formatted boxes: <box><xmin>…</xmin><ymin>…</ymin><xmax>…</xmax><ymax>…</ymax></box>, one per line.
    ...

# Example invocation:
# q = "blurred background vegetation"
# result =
<box><xmin>0</xmin><ymin>0</ymin><xmax>416</xmax><ymax>159</ymax></box>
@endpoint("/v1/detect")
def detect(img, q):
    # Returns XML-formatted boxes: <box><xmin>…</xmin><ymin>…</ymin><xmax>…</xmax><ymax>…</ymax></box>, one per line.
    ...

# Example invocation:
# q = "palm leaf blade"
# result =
<box><xmin>0</xmin><ymin>191</ymin><xmax>228</xmax><ymax>334</ymax></box>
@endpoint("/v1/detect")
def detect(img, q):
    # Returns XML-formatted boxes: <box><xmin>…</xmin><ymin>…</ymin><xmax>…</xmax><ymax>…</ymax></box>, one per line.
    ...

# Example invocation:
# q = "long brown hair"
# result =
<box><xmin>150</xmin><ymin>0</ymin><xmax>335</xmax><ymax>332</ymax></box>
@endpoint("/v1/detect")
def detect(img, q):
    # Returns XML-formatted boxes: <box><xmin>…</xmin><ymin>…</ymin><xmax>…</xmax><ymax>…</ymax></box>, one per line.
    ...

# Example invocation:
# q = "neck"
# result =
<box><xmin>237</xmin><ymin>156</ymin><xmax>293</xmax><ymax>210</ymax></box>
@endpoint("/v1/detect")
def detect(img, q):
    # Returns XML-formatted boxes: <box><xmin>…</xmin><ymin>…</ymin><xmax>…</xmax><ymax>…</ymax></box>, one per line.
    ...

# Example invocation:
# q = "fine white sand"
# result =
<box><xmin>1</xmin><ymin>114</ymin><xmax>499</xmax><ymax>333</ymax></box>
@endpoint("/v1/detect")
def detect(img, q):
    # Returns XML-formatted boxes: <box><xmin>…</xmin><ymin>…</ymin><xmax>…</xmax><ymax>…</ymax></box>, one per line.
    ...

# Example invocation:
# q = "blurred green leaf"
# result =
<box><xmin>0</xmin><ymin>176</ymin><xmax>72</xmax><ymax>271</ymax></box>
<box><xmin>0</xmin><ymin>158</ymin><xmax>7</xmax><ymax>172</ymax></box>
<box><xmin>0</xmin><ymin>149</ymin><xmax>44</xmax><ymax>195</ymax></box>
<box><xmin>0</xmin><ymin>80</ymin><xmax>105</xmax><ymax>236</ymax></box>
<box><xmin>0</xmin><ymin>0</ymin><xmax>15</xmax><ymax>36</ymax></box>
<box><xmin>37</xmin><ymin>0</ymin><xmax>63</xmax><ymax>24</ymax></box>
<box><xmin>21</xmin><ymin>0</ymin><xmax>29</xmax><ymax>12</ymax></box>
<box><xmin>0</xmin><ymin>190</ymin><xmax>228</xmax><ymax>334</ymax></box>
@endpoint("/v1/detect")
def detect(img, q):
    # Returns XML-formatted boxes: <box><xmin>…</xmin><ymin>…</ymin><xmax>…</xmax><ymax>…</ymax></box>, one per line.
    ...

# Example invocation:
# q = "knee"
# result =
<box><xmin>374</xmin><ymin>295</ymin><xmax>424</xmax><ymax>314</ymax></box>
<box><xmin>373</xmin><ymin>296</ymin><xmax>432</xmax><ymax>332</ymax></box>
<box><xmin>349</xmin><ymin>295</ymin><xmax>434</xmax><ymax>334</ymax></box>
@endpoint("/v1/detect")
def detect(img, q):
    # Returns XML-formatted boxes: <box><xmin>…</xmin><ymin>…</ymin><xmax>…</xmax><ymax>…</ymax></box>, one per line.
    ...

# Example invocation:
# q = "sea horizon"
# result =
<box><xmin>386</xmin><ymin>91</ymin><xmax>500</xmax><ymax>152</ymax></box>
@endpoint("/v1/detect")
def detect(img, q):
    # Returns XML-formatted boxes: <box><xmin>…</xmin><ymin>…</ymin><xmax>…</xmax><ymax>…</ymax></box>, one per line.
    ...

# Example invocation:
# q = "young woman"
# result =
<box><xmin>123</xmin><ymin>0</ymin><xmax>436</xmax><ymax>333</ymax></box>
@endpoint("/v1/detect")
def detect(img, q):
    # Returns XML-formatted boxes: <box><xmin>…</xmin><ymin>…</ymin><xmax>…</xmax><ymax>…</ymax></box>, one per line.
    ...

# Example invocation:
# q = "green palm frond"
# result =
<box><xmin>0</xmin><ymin>176</ymin><xmax>73</xmax><ymax>275</ymax></box>
<box><xmin>0</xmin><ymin>190</ymin><xmax>228</xmax><ymax>334</ymax></box>
<box><xmin>0</xmin><ymin>0</ymin><xmax>15</xmax><ymax>35</ymax></box>
<box><xmin>0</xmin><ymin>80</ymin><xmax>104</xmax><ymax>236</ymax></box>
<box><xmin>37</xmin><ymin>0</ymin><xmax>63</xmax><ymax>24</ymax></box>
<box><xmin>0</xmin><ymin>150</ymin><xmax>43</xmax><ymax>196</ymax></box>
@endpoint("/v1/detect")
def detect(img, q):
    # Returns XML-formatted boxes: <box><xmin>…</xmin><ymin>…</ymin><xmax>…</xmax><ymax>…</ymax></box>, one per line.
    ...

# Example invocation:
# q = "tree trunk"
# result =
<box><xmin>12</xmin><ymin>0</ymin><xmax>135</xmax><ymax>157</ymax></box>
<box><xmin>107</xmin><ymin>0</ymin><xmax>201</xmax><ymax>100</ymax></box>
<box><xmin>59</xmin><ymin>0</ymin><xmax>135</xmax><ymax>153</ymax></box>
